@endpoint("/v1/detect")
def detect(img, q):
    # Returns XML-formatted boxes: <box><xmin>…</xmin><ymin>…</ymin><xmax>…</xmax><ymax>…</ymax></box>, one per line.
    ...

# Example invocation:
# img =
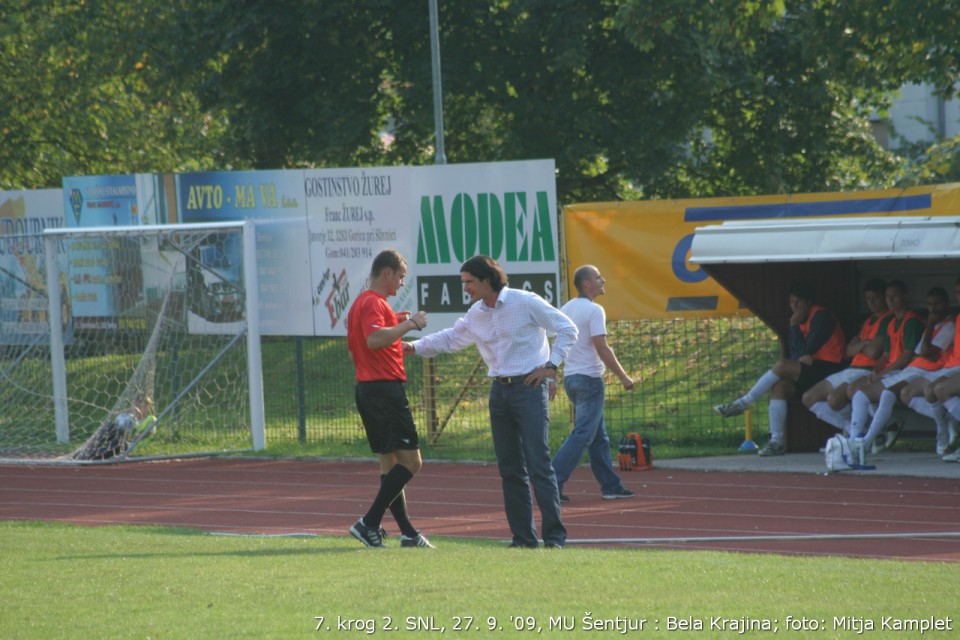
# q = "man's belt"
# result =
<box><xmin>494</xmin><ymin>372</ymin><xmax>535</xmax><ymax>385</ymax></box>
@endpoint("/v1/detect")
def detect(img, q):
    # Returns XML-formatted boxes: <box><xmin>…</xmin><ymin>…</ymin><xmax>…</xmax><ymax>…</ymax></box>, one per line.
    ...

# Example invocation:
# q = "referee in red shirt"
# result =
<box><xmin>347</xmin><ymin>249</ymin><xmax>432</xmax><ymax>548</ymax></box>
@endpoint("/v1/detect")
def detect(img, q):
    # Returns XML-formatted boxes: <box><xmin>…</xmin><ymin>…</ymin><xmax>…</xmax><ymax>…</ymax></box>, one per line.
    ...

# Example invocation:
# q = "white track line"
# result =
<box><xmin>567</xmin><ymin>531</ymin><xmax>960</xmax><ymax>545</ymax></box>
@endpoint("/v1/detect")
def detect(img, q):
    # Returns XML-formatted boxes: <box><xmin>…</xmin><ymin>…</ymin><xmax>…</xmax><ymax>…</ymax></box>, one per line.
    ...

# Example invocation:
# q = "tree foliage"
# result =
<box><xmin>1</xmin><ymin>0</ymin><xmax>957</xmax><ymax>202</ymax></box>
<box><xmin>0</xmin><ymin>0</ymin><xmax>228</xmax><ymax>189</ymax></box>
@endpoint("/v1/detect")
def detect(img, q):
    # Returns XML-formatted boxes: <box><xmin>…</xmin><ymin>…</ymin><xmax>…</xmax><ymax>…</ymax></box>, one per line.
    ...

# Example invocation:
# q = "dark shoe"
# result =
<box><xmin>400</xmin><ymin>531</ymin><xmax>435</xmax><ymax>548</ymax></box>
<box><xmin>559</xmin><ymin>493</ymin><xmax>570</xmax><ymax>503</ymax></box>
<box><xmin>757</xmin><ymin>441</ymin><xmax>786</xmax><ymax>457</ymax></box>
<box><xmin>349</xmin><ymin>519</ymin><xmax>385</xmax><ymax>548</ymax></box>
<box><xmin>601</xmin><ymin>488</ymin><xmax>635</xmax><ymax>500</ymax></box>
<box><xmin>508</xmin><ymin>542</ymin><xmax>539</xmax><ymax>549</ymax></box>
<box><xmin>882</xmin><ymin>417</ymin><xmax>904</xmax><ymax>450</ymax></box>
<box><xmin>545</xmin><ymin>543</ymin><xmax>564</xmax><ymax>549</ymax></box>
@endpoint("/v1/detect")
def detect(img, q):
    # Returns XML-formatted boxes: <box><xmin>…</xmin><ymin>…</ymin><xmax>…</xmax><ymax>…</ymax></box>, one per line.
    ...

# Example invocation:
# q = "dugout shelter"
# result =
<box><xmin>690</xmin><ymin>215</ymin><xmax>960</xmax><ymax>452</ymax></box>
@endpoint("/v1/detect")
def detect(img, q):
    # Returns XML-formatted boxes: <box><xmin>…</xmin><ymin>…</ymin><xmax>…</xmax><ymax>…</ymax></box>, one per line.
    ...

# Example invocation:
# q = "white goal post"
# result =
<box><xmin>41</xmin><ymin>221</ymin><xmax>266</xmax><ymax>458</ymax></box>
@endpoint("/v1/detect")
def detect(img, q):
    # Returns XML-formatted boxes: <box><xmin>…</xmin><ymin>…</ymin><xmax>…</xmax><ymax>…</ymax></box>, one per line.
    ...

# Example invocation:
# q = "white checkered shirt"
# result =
<box><xmin>412</xmin><ymin>287</ymin><xmax>577</xmax><ymax>377</ymax></box>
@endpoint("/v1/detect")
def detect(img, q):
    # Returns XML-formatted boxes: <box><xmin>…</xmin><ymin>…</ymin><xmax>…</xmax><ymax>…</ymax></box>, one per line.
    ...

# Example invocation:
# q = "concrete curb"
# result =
<box><xmin>654</xmin><ymin>451</ymin><xmax>960</xmax><ymax>478</ymax></box>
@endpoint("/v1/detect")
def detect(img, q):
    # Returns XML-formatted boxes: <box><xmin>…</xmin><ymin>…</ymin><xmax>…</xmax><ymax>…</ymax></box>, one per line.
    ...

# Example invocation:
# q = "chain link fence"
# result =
<box><xmin>262</xmin><ymin>316</ymin><xmax>781</xmax><ymax>459</ymax></box>
<box><xmin>2</xmin><ymin>233</ymin><xmax>782</xmax><ymax>460</ymax></box>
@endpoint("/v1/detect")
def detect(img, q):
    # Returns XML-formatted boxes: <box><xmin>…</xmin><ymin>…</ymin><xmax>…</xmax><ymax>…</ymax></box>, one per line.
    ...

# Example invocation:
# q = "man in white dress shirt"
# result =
<box><xmin>404</xmin><ymin>255</ymin><xmax>577</xmax><ymax>549</ymax></box>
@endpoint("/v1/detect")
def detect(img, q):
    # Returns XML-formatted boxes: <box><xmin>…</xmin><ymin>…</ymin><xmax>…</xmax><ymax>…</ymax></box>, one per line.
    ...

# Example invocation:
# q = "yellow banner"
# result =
<box><xmin>563</xmin><ymin>183</ymin><xmax>960</xmax><ymax>320</ymax></box>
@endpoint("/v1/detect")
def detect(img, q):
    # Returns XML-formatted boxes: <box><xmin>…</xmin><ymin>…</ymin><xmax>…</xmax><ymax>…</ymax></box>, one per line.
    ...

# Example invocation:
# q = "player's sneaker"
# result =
<box><xmin>349</xmin><ymin>519</ymin><xmax>385</xmax><ymax>548</ymax></box>
<box><xmin>879</xmin><ymin>417</ymin><xmax>904</xmax><ymax>452</ymax></box>
<box><xmin>757</xmin><ymin>441</ymin><xmax>785</xmax><ymax>457</ymax></box>
<box><xmin>602</xmin><ymin>488</ymin><xmax>635</xmax><ymax>500</ymax></box>
<box><xmin>400</xmin><ymin>531</ymin><xmax>435</xmax><ymax>548</ymax></box>
<box><xmin>942</xmin><ymin>450</ymin><xmax>960</xmax><ymax>463</ymax></box>
<box><xmin>942</xmin><ymin>420</ymin><xmax>960</xmax><ymax>455</ymax></box>
<box><xmin>937</xmin><ymin>429</ymin><xmax>951</xmax><ymax>455</ymax></box>
<box><xmin>714</xmin><ymin>399</ymin><xmax>747</xmax><ymax>418</ymax></box>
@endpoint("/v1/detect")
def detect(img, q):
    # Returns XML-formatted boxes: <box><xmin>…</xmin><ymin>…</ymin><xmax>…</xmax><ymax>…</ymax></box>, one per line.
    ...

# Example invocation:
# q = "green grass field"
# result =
<box><xmin>1</xmin><ymin>521</ymin><xmax>955</xmax><ymax>639</ymax></box>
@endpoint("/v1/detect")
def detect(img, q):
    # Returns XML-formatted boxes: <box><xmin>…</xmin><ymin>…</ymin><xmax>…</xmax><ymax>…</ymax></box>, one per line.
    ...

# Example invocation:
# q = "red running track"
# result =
<box><xmin>1</xmin><ymin>458</ymin><xmax>959</xmax><ymax>562</ymax></box>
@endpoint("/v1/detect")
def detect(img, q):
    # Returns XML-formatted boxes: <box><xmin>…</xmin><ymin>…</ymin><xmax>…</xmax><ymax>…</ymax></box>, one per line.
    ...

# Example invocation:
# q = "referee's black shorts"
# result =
<box><xmin>355</xmin><ymin>380</ymin><xmax>419</xmax><ymax>454</ymax></box>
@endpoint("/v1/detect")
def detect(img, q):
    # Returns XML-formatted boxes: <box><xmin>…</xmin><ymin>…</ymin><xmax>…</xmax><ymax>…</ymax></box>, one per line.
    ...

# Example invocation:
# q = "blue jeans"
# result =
<box><xmin>489</xmin><ymin>380</ymin><xmax>566</xmax><ymax>547</ymax></box>
<box><xmin>552</xmin><ymin>374</ymin><xmax>624</xmax><ymax>496</ymax></box>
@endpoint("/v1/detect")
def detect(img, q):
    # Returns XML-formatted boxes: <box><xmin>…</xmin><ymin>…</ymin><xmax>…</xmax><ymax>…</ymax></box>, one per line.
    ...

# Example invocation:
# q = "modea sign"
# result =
<box><xmin>412</xmin><ymin>161</ymin><xmax>559</xmax><ymax>316</ymax></box>
<box><xmin>305</xmin><ymin>160</ymin><xmax>559</xmax><ymax>335</ymax></box>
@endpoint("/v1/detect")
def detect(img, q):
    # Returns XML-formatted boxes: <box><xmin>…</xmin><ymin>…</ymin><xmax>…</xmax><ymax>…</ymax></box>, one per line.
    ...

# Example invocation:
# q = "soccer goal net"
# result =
<box><xmin>0</xmin><ymin>221</ymin><xmax>264</xmax><ymax>463</ymax></box>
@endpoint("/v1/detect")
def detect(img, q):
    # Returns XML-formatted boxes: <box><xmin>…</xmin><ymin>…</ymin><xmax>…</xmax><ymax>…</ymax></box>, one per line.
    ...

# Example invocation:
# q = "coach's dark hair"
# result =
<box><xmin>928</xmin><ymin>286</ymin><xmax>949</xmax><ymax>302</ymax></box>
<box><xmin>370</xmin><ymin>249</ymin><xmax>406</xmax><ymax>277</ymax></box>
<box><xmin>460</xmin><ymin>255</ymin><xmax>508</xmax><ymax>291</ymax></box>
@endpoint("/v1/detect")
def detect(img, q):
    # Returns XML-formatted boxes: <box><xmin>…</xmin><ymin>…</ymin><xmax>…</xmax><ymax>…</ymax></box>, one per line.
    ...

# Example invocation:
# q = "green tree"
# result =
<box><xmin>383</xmin><ymin>0</ymin><xmax>958</xmax><ymax>200</ymax></box>
<box><xmin>3</xmin><ymin>0</ymin><xmax>958</xmax><ymax>200</ymax></box>
<box><xmin>0</xmin><ymin>0</ymin><xmax>227</xmax><ymax>190</ymax></box>
<box><xmin>155</xmin><ymin>0</ymin><xmax>408</xmax><ymax>170</ymax></box>
<box><xmin>616</xmin><ymin>0</ymin><xmax>905</xmax><ymax>197</ymax></box>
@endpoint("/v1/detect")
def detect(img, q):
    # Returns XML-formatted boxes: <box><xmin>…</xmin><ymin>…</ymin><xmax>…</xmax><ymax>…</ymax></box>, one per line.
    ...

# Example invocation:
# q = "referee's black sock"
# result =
<box><xmin>363</xmin><ymin>464</ymin><xmax>413</xmax><ymax>529</ymax></box>
<box><xmin>381</xmin><ymin>475</ymin><xmax>418</xmax><ymax>538</ymax></box>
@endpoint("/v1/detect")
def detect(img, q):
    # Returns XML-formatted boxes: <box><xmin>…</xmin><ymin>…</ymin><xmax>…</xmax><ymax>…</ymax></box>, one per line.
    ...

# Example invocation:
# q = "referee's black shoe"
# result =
<box><xmin>349</xmin><ymin>519</ymin><xmax>385</xmax><ymax>547</ymax></box>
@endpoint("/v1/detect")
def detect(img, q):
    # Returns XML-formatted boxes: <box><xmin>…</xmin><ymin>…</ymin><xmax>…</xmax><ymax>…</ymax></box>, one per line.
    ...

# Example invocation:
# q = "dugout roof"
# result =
<box><xmin>689</xmin><ymin>215</ymin><xmax>960</xmax><ymax>329</ymax></box>
<box><xmin>689</xmin><ymin>215</ymin><xmax>960</xmax><ymax>450</ymax></box>
<box><xmin>690</xmin><ymin>216</ymin><xmax>960</xmax><ymax>264</ymax></box>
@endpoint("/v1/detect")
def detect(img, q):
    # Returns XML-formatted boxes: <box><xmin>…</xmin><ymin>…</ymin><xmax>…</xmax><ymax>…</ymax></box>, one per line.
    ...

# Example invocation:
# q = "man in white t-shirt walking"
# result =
<box><xmin>553</xmin><ymin>265</ymin><xmax>635</xmax><ymax>502</ymax></box>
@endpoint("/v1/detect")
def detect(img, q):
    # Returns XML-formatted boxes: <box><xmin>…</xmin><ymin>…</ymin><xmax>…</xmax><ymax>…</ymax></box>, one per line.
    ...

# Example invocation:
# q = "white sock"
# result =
<box><xmin>864</xmin><ymin>389</ymin><xmax>897</xmax><ymax>448</ymax></box>
<box><xmin>849</xmin><ymin>390</ymin><xmax>871</xmax><ymax>439</ymax></box>
<box><xmin>930</xmin><ymin>400</ymin><xmax>947</xmax><ymax>423</ymax></box>
<box><xmin>743</xmin><ymin>370</ymin><xmax>781</xmax><ymax>405</ymax></box>
<box><xmin>926</xmin><ymin>401</ymin><xmax>948</xmax><ymax>447</ymax></box>
<box><xmin>909</xmin><ymin>397</ymin><xmax>947</xmax><ymax>446</ymax></box>
<box><xmin>836</xmin><ymin>404</ymin><xmax>853</xmax><ymax>436</ymax></box>
<box><xmin>944</xmin><ymin>396</ymin><xmax>960</xmax><ymax>421</ymax></box>
<box><xmin>810</xmin><ymin>401</ymin><xmax>848</xmax><ymax>431</ymax></box>
<box><xmin>768</xmin><ymin>399</ymin><xmax>787</xmax><ymax>444</ymax></box>
<box><xmin>908</xmin><ymin>396</ymin><xmax>934</xmax><ymax>419</ymax></box>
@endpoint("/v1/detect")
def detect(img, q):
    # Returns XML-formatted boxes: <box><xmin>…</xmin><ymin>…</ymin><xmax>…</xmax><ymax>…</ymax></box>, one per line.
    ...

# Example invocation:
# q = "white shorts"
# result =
<box><xmin>823</xmin><ymin>367</ymin><xmax>871</xmax><ymax>388</ymax></box>
<box><xmin>881</xmin><ymin>367</ymin><xmax>927</xmax><ymax>388</ymax></box>
<box><xmin>921</xmin><ymin>365</ymin><xmax>960</xmax><ymax>383</ymax></box>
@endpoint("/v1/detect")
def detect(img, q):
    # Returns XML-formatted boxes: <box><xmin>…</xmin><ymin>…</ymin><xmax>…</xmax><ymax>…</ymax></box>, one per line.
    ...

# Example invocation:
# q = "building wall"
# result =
<box><xmin>883</xmin><ymin>83</ymin><xmax>960</xmax><ymax>149</ymax></box>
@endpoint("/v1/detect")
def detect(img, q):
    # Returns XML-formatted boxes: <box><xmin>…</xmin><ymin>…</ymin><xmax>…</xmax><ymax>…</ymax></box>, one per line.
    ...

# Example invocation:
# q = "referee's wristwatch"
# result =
<box><xmin>543</xmin><ymin>362</ymin><xmax>558</xmax><ymax>371</ymax></box>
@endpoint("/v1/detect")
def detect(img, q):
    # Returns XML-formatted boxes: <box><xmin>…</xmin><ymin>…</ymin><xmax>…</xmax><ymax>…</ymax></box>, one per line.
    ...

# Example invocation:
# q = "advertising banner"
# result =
<box><xmin>305</xmin><ymin>159</ymin><xmax>559</xmax><ymax>335</ymax></box>
<box><xmin>55</xmin><ymin>161</ymin><xmax>559</xmax><ymax>337</ymax></box>
<box><xmin>61</xmin><ymin>175</ymin><xmax>141</xmax><ymax>327</ymax></box>
<box><xmin>175</xmin><ymin>170</ymin><xmax>312</xmax><ymax>335</ymax></box>
<box><xmin>0</xmin><ymin>189</ymin><xmax>68</xmax><ymax>344</ymax></box>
